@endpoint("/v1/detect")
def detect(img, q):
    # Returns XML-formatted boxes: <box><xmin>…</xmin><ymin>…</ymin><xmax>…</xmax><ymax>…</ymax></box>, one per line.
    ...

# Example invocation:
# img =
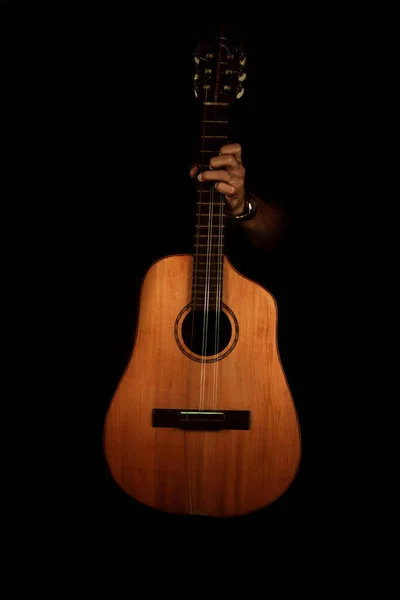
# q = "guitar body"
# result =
<box><xmin>103</xmin><ymin>254</ymin><xmax>301</xmax><ymax>517</ymax></box>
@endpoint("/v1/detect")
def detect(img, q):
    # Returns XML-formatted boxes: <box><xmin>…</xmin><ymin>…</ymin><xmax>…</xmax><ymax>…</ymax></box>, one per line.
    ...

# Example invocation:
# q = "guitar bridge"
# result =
<box><xmin>152</xmin><ymin>409</ymin><xmax>250</xmax><ymax>431</ymax></box>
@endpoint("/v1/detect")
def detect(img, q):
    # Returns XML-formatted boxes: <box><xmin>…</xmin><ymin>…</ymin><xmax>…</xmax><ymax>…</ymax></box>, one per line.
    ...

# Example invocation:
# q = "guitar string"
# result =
<box><xmin>218</xmin><ymin>104</ymin><xmax>226</xmax><ymax>413</ymax></box>
<box><xmin>208</xmin><ymin>104</ymin><xmax>223</xmax><ymax>514</ymax></box>
<box><xmin>199</xmin><ymin>66</ymin><xmax>225</xmax><ymax>507</ymax></box>
<box><xmin>213</xmin><ymin>188</ymin><xmax>224</xmax><ymax>412</ymax></box>
<box><xmin>184</xmin><ymin>83</ymin><xmax>210</xmax><ymax>515</ymax></box>
<box><xmin>197</xmin><ymin>86</ymin><xmax>215</xmax><ymax>514</ymax></box>
<box><xmin>202</xmin><ymin>179</ymin><xmax>215</xmax><ymax>513</ymax></box>
<box><xmin>208</xmin><ymin>44</ymin><xmax>226</xmax><ymax>508</ymax></box>
<box><xmin>188</xmin><ymin>37</ymin><xmax>227</xmax><ymax>512</ymax></box>
<box><xmin>202</xmin><ymin>103</ymin><xmax>224</xmax><ymax>413</ymax></box>
<box><xmin>199</xmin><ymin>85</ymin><xmax>211</xmax><ymax>413</ymax></box>
<box><xmin>212</xmin><ymin>104</ymin><xmax>223</xmax><ymax>412</ymax></box>
<box><xmin>199</xmin><ymin>68</ymin><xmax>214</xmax><ymax>512</ymax></box>
<box><xmin>210</xmin><ymin>183</ymin><xmax>217</xmax><ymax>412</ymax></box>
<box><xmin>199</xmin><ymin>140</ymin><xmax>213</xmax><ymax>412</ymax></box>
<box><xmin>205</xmin><ymin>45</ymin><xmax>225</xmax><ymax>509</ymax></box>
<box><xmin>189</xmin><ymin>83</ymin><xmax>215</xmax><ymax>512</ymax></box>
<box><xmin>201</xmin><ymin>53</ymin><xmax>226</xmax><ymax>509</ymax></box>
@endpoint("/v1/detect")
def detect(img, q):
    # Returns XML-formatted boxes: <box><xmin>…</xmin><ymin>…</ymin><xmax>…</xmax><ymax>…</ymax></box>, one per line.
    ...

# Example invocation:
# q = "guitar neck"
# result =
<box><xmin>192</xmin><ymin>103</ymin><xmax>230</xmax><ymax>312</ymax></box>
<box><xmin>190</xmin><ymin>26</ymin><xmax>246</xmax><ymax>313</ymax></box>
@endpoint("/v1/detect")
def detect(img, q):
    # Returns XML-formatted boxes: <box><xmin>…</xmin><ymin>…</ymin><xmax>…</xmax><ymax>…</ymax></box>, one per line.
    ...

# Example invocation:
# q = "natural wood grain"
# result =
<box><xmin>103</xmin><ymin>255</ymin><xmax>301</xmax><ymax>517</ymax></box>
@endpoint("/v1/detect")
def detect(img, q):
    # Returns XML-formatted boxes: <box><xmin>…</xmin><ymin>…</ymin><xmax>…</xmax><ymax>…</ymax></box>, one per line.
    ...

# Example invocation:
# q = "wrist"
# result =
<box><xmin>226</xmin><ymin>190</ymin><xmax>257</xmax><ymax>222</ymax></box>
<box><xmin>227</xmin><ymin>200</ymin><xmax>246</xmax><ymax>217</ymax></box>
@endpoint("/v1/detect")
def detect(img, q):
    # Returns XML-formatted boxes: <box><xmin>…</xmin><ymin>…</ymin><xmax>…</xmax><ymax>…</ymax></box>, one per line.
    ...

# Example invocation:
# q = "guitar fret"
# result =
<box><xmin>192</xmin><ymin>298</ymin><xmax>222</xmax><ymax>302</ymax></box>
<box><xmin>201</xmin><ymin>135</ymin><xmax>228</xmax><ymax>139</ymax></box>
<box><xmin>194</xmin><ymin>268</ymin><xmax>223</xmax><ymax>279</ymax></box>
<box><xmin>202</xmin><ymin>120</ymin><xmax>228</xmax><ymax>123</ymax></box>
<box><xmin>195</xmin><ymin>261</ymin><xmax>223</xmax><ymax>265</ymax></box>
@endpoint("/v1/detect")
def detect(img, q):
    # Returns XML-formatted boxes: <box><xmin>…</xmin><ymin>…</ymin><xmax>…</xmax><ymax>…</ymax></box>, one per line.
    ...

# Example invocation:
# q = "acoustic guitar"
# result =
<box><xmin>103</xmin><ymin>28</ymin><xmax>301</xmax><ymax>517</ymax></box>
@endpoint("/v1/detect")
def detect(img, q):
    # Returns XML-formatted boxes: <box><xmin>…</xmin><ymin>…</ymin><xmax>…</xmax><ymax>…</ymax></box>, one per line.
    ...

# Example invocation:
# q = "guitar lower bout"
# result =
<box><xmin>103</xmin><ymin>254</ymin><xmax>301</xmax><ymax>518</ymax></box>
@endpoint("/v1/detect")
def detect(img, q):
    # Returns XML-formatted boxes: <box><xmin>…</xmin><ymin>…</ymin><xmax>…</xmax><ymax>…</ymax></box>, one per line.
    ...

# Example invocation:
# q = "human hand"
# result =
<box><xmin>189</xmin><ymin>143</ymin><xmax>246</xmax><ymax>216</ymax></box>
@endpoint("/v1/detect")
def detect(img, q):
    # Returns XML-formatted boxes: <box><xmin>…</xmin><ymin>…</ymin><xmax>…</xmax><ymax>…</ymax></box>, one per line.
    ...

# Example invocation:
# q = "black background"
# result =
<box><xmin>5</xmin><ymin>4</ymin><xmax>386</xmax><ymax>558</ymax></box>
<box><xmin>67</xmin><ymin>18</ymin><xmax>354</xmax><ymax>544</ymax></box>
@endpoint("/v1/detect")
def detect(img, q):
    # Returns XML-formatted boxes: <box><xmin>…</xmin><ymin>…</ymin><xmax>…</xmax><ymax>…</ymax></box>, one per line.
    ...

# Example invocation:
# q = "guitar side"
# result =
<box><xmin>103</xmin><ymin>254</ymin><xmax>301</xmax><ymax>518</ymax></box>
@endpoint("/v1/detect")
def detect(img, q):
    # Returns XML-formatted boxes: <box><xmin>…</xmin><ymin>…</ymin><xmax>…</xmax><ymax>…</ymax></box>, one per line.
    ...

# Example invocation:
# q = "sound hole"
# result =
<box><xmin>181</xmin><ymin>308</ymin><xmax>232</xmax><ymax>356</ymax></box>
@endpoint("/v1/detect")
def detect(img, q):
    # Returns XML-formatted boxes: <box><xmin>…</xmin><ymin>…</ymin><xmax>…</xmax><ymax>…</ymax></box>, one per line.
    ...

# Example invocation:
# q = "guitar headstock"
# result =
<box><xmin>193</xmin><ymin>31</ymin><xmax>246</xmax><ymax>104</ymax></box>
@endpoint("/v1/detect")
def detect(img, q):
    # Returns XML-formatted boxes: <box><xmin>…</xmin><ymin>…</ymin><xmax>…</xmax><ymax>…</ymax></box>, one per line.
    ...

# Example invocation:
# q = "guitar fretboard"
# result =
<box><xmin>192</xmin><ymin>103</ymin><xmax>230</xmax><ymax>312</ymax></box>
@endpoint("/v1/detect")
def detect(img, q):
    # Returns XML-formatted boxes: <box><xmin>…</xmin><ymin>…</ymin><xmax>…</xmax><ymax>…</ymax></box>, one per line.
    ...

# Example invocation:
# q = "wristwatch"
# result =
<box><xmin>226</xmin><ymin>190</ymin><xmax>257</xmax><ymax>222</ymax></box>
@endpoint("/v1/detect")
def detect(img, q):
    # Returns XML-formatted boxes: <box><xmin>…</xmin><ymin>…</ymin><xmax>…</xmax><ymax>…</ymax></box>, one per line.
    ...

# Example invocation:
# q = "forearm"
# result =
<box><xmin>233</xmin><ymin>193</ymin><xmax>288</xmax><ymax>251</ymax></box>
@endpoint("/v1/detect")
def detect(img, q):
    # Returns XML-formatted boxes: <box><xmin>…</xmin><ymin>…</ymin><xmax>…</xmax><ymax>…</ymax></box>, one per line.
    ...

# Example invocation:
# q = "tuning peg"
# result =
<box><xmin>239</xmin><ymin>55</ymin><xmax>246</xmax><ymax>67</ymax></box>
<box><xmin>238</xmin><ymin>72</ymin><xmax>246</xmax><ymax>82</ymax></box>
<box><xmin>236</xmin><ymin>87</ymin><xmax>245</xmax><ymax>99</ymax></box>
